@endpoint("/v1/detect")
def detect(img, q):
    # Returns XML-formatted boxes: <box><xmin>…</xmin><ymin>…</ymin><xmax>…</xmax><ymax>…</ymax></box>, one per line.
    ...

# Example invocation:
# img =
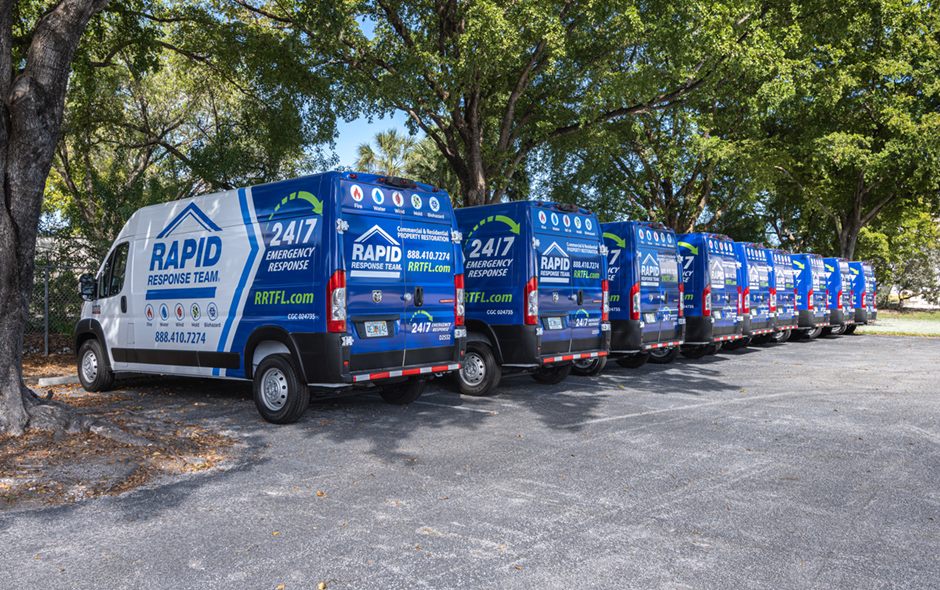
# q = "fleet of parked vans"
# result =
<box><xmin>75</xmin><ymin>173</ymin><xmax>878</xmax><ymax>423</ymax></box>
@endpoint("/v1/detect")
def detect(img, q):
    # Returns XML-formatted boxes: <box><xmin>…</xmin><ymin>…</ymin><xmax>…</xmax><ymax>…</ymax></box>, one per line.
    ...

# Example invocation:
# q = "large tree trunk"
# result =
<box><xmin>1</xmin><ymin>0</ymin><xmax>111</xmax><ymax>435</ymax></box>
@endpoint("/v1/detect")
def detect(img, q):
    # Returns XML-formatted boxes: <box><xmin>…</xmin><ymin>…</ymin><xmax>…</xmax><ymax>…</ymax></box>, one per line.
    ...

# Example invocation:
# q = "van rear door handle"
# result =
<box><xmin>121</xmin><ymin>295</ymin><xmax>127</xmax><ymax>313</ymax></box>
<box><xmin>415</xmin><ymin>286</ymin><xmax>424</xmax><ymax>307</ymax></box>
<box><xmin>577</xmin><ymin>290</ymin><xmax>584</xmax><ymax>306</ymax></box>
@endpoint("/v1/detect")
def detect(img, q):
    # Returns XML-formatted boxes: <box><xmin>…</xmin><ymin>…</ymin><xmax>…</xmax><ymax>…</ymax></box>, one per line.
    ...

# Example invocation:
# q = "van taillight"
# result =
<box><xmin>629</xmin><ymin>282</ymin><xmax>640</xmax><ymax>320</ymax></box>
<box><xmin>455</xmin><ymin>273</ymin><xmax>465</xmax><ymax>326</ymax></box>
<box><xmin>770</xmin><ymin>288</ymin><xmax>777</xmax><ymax>312</ymax></box>
<box><xmin>524</xmin><ymin>276</ymin><xmax>539</xmax><ymax>325</ymax></box>
<box><xmin>703</xmin><ymin>284</ymin><xmax>712</xmax><ymax>315</ymax></box>
<box><xmin>807</xmin><ymin>288</ymin><xmax>814</xmax><ymax>310</ymax></box>
<box><xmin>837</xmin><ymin>290</ymin><xmax>843</xmax><ymax>309</ymax></box>
<box><xmin>678</xmin><ymin>283</ymin><xmax>684</xmax><ymax>317</ymax></box>
<box><xmin>601</xmin><ymin>280</ymin><xmax>610</xmax><ymax>322</ymax></box>
<box><xmin>327</xmin><ymin>270</ymin><xmax>346</xmax><ymax>333</ymax></box>
<box><xmin>861</xmin><ymin>291</ymin><xmax>867</xmax><ymax>309</ymax></box>
<box><xmin>743</xmin><ymin>287</ymin><xmax>750</xmax><ymax>314</ymax></box>
<box><xmin>872</xmin><ymin>291</ymin><xmax>877</xmax><ymax>309</ymax></box>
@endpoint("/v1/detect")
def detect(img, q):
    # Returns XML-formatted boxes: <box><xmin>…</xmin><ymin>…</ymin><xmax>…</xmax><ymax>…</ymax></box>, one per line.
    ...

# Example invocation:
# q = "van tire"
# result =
<box><xmin>845</xmin><ymin>324</ymin><xmax>857</xmax><ymax>334</ymax></box>
<box><xmin>456</xmin><ymin>342</ymin><xmax>501</xmax><ymax>396</ymax></box>
<box><xmin>571</xmin><ymin>356</ymin><xmax>608</xmax><ymax>376</ymax></box>
<box><xmin>531</xmin><ymin>363</ymin><xmax>572</xmax><ymax>385</ymax></box>
<box><xmin>77</xmin><ymin>339</ymin><xmax>115</xmax><ymax>392</ymax></box>
<box><xmin>821</xmin><ymin>326</ymin><xmax>834</xmax><ymax>337</ymax></box>
<box><xmin>771</xmin><ymin>329</ymin><xmax>791</xmax><ymax>343</ymax></box>
<box><xmin>680</xmin><ymin>346</ymin><xmax>709</xmax><ymax>360</ymax></box>
<box><xmin>253</xmin><ymin>354</ymin><xmax>309</xmax><ymax>424</ymax></box>
<box><xmin>805</xmin><ymin>326</ymin><xmax>823</xmax><ymax>339</ymax></box>
<box><xmin>649</xmin><ymin>347</ymin><xmax>679</xmax><ymax>364</ymax></box>
<box><xmin>616</xmin><ymin>352</ymin><xmax>650</xmax><ymax>368</ymax></box>
<box><xmin>380</xmin><ymin>378</ymin><xmax>427</xmax><ymax>405</ymax></box>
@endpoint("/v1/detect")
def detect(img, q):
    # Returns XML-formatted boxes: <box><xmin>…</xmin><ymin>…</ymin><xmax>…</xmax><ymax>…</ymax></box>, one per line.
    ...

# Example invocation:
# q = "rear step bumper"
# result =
<box><xmin>352</xmin><ymin>362</ymin><xmax>461</xmax><ymax>383</ymax></box>
<box><xmin>538</xmin><ymin>350</ymin><xmax>608</xmax><ymax>365</ymax></box>
<box><xmin>642</xmin><ymin>340</ymin><xmax>684</xmax><ymax>351</ymax></box>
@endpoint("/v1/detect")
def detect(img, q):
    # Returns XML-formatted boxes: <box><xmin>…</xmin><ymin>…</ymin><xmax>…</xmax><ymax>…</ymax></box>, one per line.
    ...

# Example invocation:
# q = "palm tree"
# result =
<box><xmin>354</xmin><ymin>129</ymin><xmax>418</xmax><ymax>177</ymax></box>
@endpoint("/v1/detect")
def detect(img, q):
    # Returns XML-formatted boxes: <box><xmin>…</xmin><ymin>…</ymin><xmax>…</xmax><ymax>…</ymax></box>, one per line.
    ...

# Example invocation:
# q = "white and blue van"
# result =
<box><xmin>75</xmin><ymin>172</ymin><xmax>467</xmax><ymax>423</ymax></box>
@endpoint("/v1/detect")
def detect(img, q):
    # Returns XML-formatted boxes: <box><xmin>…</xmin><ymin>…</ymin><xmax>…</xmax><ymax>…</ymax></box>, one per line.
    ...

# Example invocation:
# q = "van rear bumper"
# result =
<box><xmin>489</xmin><ymin>325</ymin><xmax>610</xmax><ymax>365</ymax></box>
<box><xmin>685</xmin><ymin>316</ymin><xmax>742</xmax><ymax>344</ymax></box>
<box><xmin>295</xmin><ymin>333</ymin><xmax>465</xmax><ymax>384</ymax></box>
<box><xmin>854</xmin><ymin>309</ymin><xmax>875</xmax><ymax>324</ymax></box>
<box><xmin>538</xmin><ymin>349</ymin><xmax>608</xmax><ymax>365</ymax></box>
<box><xmin>745</xmin><ymin>317</ymin><xmax>775</xmax><ymax>336</ymax></box>
<box><xmin>798</xmin><ymin>310</ymin><xmax>830</xmax><ymax>328</ymax></box>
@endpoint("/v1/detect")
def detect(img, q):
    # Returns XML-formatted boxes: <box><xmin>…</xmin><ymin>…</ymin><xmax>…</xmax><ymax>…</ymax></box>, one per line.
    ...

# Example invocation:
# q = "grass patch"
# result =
<box><xmin>874</xmin><ymin>309</ymin><xmax>940</xmax><ymax>321</ymax></box>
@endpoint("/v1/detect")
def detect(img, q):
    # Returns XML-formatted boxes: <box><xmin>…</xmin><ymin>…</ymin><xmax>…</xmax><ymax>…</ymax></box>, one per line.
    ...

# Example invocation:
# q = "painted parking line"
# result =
<box><xmin>412</xmin><ymin>400</ymin><xmax>498</xmax><ymax>414</ymax></box>
<box><xmin>559</xmin><ymin>390</ymin><xmax>810</xmax><ymax>429</ymax></box>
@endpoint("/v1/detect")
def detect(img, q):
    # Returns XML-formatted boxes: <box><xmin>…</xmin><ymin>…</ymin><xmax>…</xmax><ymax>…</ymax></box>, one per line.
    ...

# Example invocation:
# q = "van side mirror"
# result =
<box><xmin>79</xmin><ymin>273</ymin><xmax>97</xmax><ymax>301</ymax></box>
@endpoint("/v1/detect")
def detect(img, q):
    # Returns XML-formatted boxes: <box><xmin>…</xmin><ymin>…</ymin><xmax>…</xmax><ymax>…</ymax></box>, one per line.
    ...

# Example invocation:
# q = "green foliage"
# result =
<box><xmin>354</xmin><ymin>129</ymin><xmax>418</xmax><ymax>177</ymax></box>
<box><xmin>44</xmin><ymin>0</ymin><xmax>342</xmax><ymax>260</ymax></box>
<box><xmin>236</xmin><ymin>0</ymin><xmax>804</xmax><ymax>205</ymax></box>
<box><xmin>855</xmin><ymin>208</ymin><xmax>940</xmax><ymax>305</ymax></box>
<box><xmin>766</xmin><ymin>0</ymin><xmax>940</xmax><ymax>259</ymax></box>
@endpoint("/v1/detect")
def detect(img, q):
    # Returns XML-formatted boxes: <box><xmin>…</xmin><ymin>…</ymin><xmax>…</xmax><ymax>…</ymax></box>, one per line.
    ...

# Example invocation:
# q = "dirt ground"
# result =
<box><xmin>2</xmin><ymin>354</ymin><xmax>240</xmax><ymax>511</ymax></box>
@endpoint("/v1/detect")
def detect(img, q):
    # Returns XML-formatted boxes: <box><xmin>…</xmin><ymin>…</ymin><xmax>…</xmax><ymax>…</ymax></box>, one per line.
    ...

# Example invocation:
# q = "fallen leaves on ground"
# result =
<box><xmin>0</xmin><ymin>384</ymin><xmax>236</xmax><ymax>510</ymax></box>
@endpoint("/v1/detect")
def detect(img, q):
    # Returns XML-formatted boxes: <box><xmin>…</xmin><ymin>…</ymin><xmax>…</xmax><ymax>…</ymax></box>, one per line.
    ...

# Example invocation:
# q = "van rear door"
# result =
<box><xmin>658</xmin><ymin>237</ymin><xmax>682</xmax><ymax>343</ymax></box>
<box><xmin>534</xmin><ymin>208</ymin><xmax>574</xmax><ymax>352</ymax></box>
<box><xmin>568</xmin><ymin>212</ymin><xmax>604</xmax><ymax>350</ymax></box>
<box><xmin>636</xmin><ymin>227</ymin><xmax>663</xmax><ymax>344</ymax></box>
<box><xmin>342</xmin><ymin>181</ymin><xmax>407</xmax><ymax>372</ymax></box>
<box><xmin>400</xmin><ymin>191</ymin><xmax>459</xmax><ymax>365</ymax></box>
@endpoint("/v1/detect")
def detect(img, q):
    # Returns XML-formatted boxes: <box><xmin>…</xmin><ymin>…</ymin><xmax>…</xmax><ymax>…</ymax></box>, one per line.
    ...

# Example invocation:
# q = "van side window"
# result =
<box><xmin>99</xmin><ymin>242</ymin><xmax>129</xmax><ymax>298</ymax></box>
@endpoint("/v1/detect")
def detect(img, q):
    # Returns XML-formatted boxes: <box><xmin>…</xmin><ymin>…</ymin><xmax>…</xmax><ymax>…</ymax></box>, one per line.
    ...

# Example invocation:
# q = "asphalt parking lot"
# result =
<box><xmin>3</xmin><ymin>333</ymin><xmax>939</xmax><ymax>589</ymax></box>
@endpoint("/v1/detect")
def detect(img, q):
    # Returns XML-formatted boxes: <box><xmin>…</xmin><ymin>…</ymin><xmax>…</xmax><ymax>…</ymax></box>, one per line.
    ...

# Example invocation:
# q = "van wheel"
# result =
<box><xmin>680</xmin><ymin>346</ymin><xmax>709</xmax><ymax>360</ymax></box>
<box><xmin>616</xmin><ymin>352</ymin><xmax>650</xmax><ymax>368</ymax></box>
<box><xmin>833</xmin><ymin>324</ymin><xmax>848</xmax><ymax>335</ymax></box>
<box><xmin>253</xmin><ymin>354</ymin><xmax>309</xmax><ymax>424</ymax></box>
<box><xmin>531</xmin><ymin>363</ymin><xmax>572</xmax><ymax>385</ymax></box>
<box><xmin>845</xmin><ymin>324</ymin><xmax>857</xmax><ymax>334</ymax></box>
<box><xmin>77</xmin><ymin>339</ymin><xmax>115</xmax><ymax>392</ymax></box>
<box><xmin>456</xmin><ymin>342</ymin><xmax>501</xmax><ymax>396</ymax></box>
<box><xmin>771</xmin><ymin>329</ymin><xmax>791</xmax><ymax>343</ymax></box>
<box><xmin>649</xmin><ymin>347</ymin><xmax>679</xmax><ymax>364</ymax></box>
<box><xmin>571</xmin><ymin>356</ymin><xmax>608</xmax><ymax>376</ymax></box>
<box><xmin>380</xmin><ymin>378</ymin><xmax>427</xmax><ymax>405</ymax></box>
<box><xmin>805</xmin><ymin>326</ymin><xmax>823</xmax><ymax>339</ymax></box>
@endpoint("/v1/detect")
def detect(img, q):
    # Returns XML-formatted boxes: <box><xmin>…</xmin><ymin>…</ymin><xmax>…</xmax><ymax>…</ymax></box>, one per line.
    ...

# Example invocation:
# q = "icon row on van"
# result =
<box><xmin>74</xmin><ymin>171</ymin><xmax>877</xmax><ymax>423</ymax></box>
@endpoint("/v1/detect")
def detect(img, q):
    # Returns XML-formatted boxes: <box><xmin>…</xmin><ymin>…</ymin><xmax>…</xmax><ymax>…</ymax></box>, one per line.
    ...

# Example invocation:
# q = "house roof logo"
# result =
<box><xmin>543</xmin><ymin>242</ymin><xmax>569</xmax><ymax>257</ymax></box>
<box><xmin>355</xmin><ymin>225</ymin><xmax>401</xmax><ymax>246</ymax></box>
<box><xmin>157</xmin><ymin>203</ymin><xmax>222</xmax><ymax>239</ymax></box>
<box><xmin>642</xmin><ymin>253</ymin><xmax>658</xmax><ymax>267</ymax></box>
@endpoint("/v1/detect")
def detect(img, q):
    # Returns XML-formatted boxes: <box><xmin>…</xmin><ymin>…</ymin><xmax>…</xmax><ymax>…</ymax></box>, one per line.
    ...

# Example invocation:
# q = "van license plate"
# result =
<box><xmin>547</xmin><ymin>317</ymin><xmax>564</xmax><ymax>330</ymax></box>
<box><xmin>643</xmin><ymin>313</ymin><xmax>657</xmax><ymax>324</ymax></box>
<box><xmin>712</xmin><ymin>310</ymin><xmax>722</xmax><ymax>319</ymax></box>
<box><xmin>364</xmin><ymin>321</ymin><xmax>389</xmax><ymax>337</ymax></box>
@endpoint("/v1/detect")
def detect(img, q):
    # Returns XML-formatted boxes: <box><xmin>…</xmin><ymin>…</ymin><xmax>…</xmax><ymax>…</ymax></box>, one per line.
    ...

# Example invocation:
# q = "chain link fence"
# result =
<box><xmin>25</xmin><ymin>265</ymin><xmax>95</xmax><ymax>356</ymax></box>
